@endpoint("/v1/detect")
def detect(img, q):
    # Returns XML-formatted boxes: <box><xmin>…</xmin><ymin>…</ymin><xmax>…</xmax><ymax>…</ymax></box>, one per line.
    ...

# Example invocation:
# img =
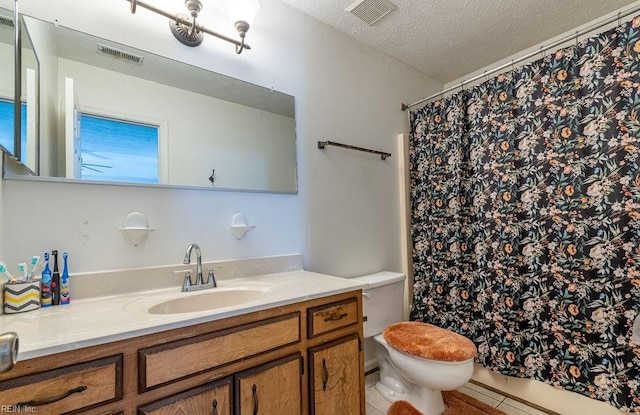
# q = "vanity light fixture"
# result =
<box><xmin>127</xmin><ymin>0</ymin><xmax>259</xmax><ymax>54</ymax></box>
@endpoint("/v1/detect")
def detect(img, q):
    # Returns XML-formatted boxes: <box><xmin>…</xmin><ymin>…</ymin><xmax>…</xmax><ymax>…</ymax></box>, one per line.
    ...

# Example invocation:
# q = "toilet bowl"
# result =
<box><xmin>353</xmin><ymin>272</ymin><xmax>476</xmax><ymax>415</ymax></box>
<box><xmin>374</xmin><ymin>330</ymin><xmax>475</xmax><ymax>415</ymax></box>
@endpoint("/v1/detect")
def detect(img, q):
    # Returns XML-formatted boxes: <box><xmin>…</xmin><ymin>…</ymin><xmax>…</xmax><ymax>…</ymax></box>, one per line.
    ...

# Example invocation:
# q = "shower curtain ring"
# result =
<box><xmin>618</xmin><ymin>12</ymin><xmax>622</xmax><ymax>26</ymax></box>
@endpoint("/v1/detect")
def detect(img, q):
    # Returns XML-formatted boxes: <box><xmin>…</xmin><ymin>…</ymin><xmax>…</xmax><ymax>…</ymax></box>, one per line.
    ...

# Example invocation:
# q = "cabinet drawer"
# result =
<box><xmin>0</xmin><ymin>354</ymin><xmax>123</xmax><ymax>415</ymax></box>
<box><xmin>307</xmin><ymin>298</ymin><xmax>359</xmax><ymax>338</ymax></box>
<box><xmin>139</xmin><ymin>313</ymin><xmax>301</xmax><ymax>391</ymax></box>
<box><xmin>138</xmin><ymin>377</ymin><xmax>232</xmax><ymax>415</ymax></box>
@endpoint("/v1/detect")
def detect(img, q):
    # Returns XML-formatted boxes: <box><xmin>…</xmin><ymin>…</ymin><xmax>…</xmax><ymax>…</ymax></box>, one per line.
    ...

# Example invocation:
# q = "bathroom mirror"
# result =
<box><xmin>4</xmin><ymin>11</ymin><xmax>297</xmax><ymax>193</ymax></box>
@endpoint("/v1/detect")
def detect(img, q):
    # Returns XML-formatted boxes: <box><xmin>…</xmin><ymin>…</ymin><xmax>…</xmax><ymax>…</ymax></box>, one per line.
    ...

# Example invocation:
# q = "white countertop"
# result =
<box><xmin>0</xmin><ymin>271</ymin><xmax>365</xmax><ymax>361</ymax></box>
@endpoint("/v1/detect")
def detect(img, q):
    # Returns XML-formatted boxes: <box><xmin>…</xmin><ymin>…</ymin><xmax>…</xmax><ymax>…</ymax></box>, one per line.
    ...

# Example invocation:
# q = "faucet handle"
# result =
<box><xmin>206</xmin><ymin>268</ymin><xmax>218</xmax><ymax>288</ymax></box>
<box><xmin>174</xmin><ymin>269</ymin><xmax>193</xmax><ymax>292</ymax></box>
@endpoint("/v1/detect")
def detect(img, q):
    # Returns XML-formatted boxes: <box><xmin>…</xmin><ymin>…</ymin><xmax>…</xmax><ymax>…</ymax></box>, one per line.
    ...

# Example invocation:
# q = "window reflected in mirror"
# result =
<box><xmin>80</xmin><ymin>114</ymin><xmax>159</xmax><ymax>184</ymax></box>
<box><xmin>0</xmin><ymin>99</ymin><xmax>24</xmax><ymax>160</ymax></box>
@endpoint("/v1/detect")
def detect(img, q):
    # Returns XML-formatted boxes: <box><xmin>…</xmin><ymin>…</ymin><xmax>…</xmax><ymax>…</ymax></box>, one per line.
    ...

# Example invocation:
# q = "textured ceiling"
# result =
<box><xmin>278</xmin><ymin>0</ymin><xmax>639</xmax><ymax>84</ymax></box>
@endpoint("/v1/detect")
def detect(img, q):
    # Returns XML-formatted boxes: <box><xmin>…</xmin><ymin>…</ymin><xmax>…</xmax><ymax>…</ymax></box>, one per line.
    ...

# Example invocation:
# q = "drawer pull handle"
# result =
<box><xmin>252</xmin><ymin>384</ymin><xmax>259</xmax><ymax>415</ymax></box>
<box><xmin>16</xmin><ymin>385</ymin><xmax>87</xmax><ymax>407</ymax></box>
<box><xmin>212</xmin><ymin>399</ymin><xmax>218</xmax><ymax>415</ymax></box>
<box><xmin>324</xmin><ymin>312</ymin><xmax>348</xmax><ymax>322</ymax></box>
<box><xmin>322</xmin><ymin>358</ymin><xmax>329</xmax><ymax>391</ymax></box>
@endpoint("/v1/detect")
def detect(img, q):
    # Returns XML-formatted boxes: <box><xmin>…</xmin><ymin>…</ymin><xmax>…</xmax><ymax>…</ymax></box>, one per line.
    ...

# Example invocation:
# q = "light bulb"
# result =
<box><xmin>224</xmin><ymin>0</ymin><xmax>260</xmax><ymax>27</ymax></box>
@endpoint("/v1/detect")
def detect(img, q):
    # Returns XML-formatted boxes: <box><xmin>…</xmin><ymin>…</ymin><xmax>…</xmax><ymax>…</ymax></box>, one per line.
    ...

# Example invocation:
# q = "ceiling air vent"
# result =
<box><xmin>346</xmin><ymin>0</ymin><xmax>396</xmax><ymax>26</ymax></box>
<box><xmin>97</xmin><ymin>44</ymin><xmax>144</xmax><ymax>65</ymax></box>
<box><xmin>0</xmin><ymin>15</ymin><xmax>15</xmax><ymax>29</ymax></box>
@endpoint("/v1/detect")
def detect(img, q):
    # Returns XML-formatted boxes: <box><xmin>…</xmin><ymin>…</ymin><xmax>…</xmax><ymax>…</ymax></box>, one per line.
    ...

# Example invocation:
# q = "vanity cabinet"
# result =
<box><xmin>0</xmin><ymin>290</ymin><xmax>364</xmax><ymax>415</ymax></box>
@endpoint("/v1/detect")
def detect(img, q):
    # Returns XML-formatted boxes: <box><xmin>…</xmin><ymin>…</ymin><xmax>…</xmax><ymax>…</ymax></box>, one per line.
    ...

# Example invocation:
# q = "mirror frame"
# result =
<box><xmin>12</xmin><ymin>0</ymin><xmax>19</xmax><ymax>160</ymax></box>
<box><xmin>1</xmin><ymin>4</ymin><xmax>43</xmax><ymax>176</ymax></box>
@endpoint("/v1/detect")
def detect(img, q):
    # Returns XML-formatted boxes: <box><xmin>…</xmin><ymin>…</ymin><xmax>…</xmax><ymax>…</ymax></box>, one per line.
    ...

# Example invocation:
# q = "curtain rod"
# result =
<box><xmin>401</xmin><ymin>3</ymin><xmax>640</xmax><ymax>112</ymax></box>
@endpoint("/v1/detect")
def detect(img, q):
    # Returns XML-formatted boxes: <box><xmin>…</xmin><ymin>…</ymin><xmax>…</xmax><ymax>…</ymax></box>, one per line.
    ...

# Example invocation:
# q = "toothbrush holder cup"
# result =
<box><xmin>3</xmin><ymin>280</ymin><xmax>41</xmax><ymax>314</ymax></box>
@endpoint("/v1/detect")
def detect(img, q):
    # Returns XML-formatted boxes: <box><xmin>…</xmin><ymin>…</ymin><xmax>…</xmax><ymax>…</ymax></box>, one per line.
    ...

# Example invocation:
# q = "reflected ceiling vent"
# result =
<box><xmin>0</xmin><ymin>16</ymin><xmax>14</xmax><ymax>29</ymax></box>
<box><xmin>97</xmin><ymin>44</ymin><xmax>144</xmax><ymax>65</ymax></box>
<box><xmin>346</xmin><ymin>0</ymin><xmax>396</xmax><ymax>26</ymax></box>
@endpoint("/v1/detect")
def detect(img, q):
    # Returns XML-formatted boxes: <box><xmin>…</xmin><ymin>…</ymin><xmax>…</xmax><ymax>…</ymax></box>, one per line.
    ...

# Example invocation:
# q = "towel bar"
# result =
<box><xmin>317</xmin><ymin>140</ymin><xmax>391</xmax><ymax>160</ymax></box>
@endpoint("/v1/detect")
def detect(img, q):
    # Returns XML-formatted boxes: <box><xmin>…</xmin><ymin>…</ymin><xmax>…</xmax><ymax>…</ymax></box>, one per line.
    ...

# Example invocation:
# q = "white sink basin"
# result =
<box><xmin>148</xmin><ymin>287</ymin><xmax>269</xmax><ymax>314</ymax></box>
<box><xmin>123</xmin><ymin>282</ymin><xmax>276</xmax><ymax>315</ymax></box>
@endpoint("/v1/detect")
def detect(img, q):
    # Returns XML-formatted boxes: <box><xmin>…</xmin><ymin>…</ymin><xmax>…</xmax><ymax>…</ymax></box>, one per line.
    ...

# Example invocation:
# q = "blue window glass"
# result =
<box><xmin>80</xmin><ymin>114</ymin><xmax>159</xmax><ymax>184</ymax></box>
<box><xmin>0</xmin><ymin>98</ymin><xmax>27</xmax><ymax>161</ymax></box>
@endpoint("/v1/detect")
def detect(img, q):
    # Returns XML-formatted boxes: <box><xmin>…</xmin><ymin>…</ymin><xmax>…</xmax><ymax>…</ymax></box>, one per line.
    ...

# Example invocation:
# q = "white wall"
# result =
<box><xmin>0</xmin><ymin>0</ymin><xmax>438</xmax><ymax>276</ymax></box>
<box><xmin>0</xmin><ymin>42</ymin><xmax>11</xmax><ymax>98</ymax></box>
<box><xmin>2</xmin><ymin>178</ymin><xmax>302</xmax><ymax>272</ymax></box>
<box><xmin>302</xmin><ymin>22</ymin><xmax>427</xmax><ymax>277</ymax></box>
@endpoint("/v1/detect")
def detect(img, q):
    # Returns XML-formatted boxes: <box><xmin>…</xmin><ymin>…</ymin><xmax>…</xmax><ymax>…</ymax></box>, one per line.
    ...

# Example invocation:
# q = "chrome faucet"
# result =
<box><xmin>181</xmin><ymin>243</ymin><xmax>217</xmax><ymax>292</ymax></box>
<box><xmin>183</xmin><ymin>243</ymin><xmax>204</xmax><ymax>285</ymax></box>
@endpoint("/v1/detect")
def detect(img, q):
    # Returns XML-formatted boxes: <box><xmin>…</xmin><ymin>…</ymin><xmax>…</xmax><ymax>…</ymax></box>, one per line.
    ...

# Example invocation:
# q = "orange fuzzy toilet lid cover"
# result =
<box><xmin>383</xmin><ymin>322</ymin><xmax>477</xmax><ymax>362</ymax></box>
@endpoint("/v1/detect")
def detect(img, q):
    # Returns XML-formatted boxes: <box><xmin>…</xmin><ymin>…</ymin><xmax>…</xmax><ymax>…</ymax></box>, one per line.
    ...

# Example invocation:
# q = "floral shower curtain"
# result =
<box><xmin>409</xmin><ymin>17</ymin><xmax>640</xmax><ymax>412</ymax></box>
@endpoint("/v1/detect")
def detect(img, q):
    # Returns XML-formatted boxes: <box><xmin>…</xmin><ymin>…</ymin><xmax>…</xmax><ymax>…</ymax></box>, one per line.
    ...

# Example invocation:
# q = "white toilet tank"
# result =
<box><xmin>352</xmin><ymin>272</ymin><xmax>406</xmax><ymax>338</ymax></box>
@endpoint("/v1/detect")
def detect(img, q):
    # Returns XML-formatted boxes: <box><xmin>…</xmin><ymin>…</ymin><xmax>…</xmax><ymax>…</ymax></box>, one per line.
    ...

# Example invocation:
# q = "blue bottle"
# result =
<box><xmin>41</xmin><ymin>252</ymin><xmax>52</xmax><ymax>307</ymax></box>
<box><xmin>60</xmin><ymin>252</ymin><xmax>70</xmax><ymax>305</ymax></box>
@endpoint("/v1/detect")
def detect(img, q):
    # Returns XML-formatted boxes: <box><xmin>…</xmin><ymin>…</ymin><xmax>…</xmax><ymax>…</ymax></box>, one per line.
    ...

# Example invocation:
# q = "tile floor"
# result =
<box><xmin>365</xmin><ymin>371</ymin><xmax>550</xmax><ymax>415</ymax></box>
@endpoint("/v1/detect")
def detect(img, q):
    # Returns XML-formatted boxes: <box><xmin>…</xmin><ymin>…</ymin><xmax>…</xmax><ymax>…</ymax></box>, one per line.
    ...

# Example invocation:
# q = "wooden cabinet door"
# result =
<box><xmin>309</xmin><ymin>334</ymin><xmax>361</xmax><ymax>415</ymax></box>
<box><xmin>138</xmin><ymin>377</ymin><xmax>232</xmax><ymax>415</ymax></box>
<box><xmin>235</xmin><ymin>354</ymin><xmax>302</xmax><ymax>415</ymax></box>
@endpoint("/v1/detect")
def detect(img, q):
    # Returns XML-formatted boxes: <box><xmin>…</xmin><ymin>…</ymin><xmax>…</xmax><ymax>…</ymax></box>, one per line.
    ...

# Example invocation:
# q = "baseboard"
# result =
<box><xmin>365</xmin><ymin>358</ymin><xmax>378</xmax><ymax>374</ymax></box>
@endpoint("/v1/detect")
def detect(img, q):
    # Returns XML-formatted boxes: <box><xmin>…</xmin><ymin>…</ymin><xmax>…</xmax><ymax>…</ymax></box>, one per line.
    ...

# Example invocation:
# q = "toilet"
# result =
<box><xmin>353</xmin><ymin>272</ymin><xmax>477</xmax><ymax>415</ymax></box>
